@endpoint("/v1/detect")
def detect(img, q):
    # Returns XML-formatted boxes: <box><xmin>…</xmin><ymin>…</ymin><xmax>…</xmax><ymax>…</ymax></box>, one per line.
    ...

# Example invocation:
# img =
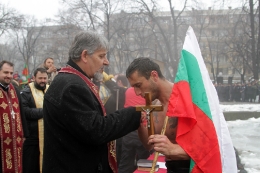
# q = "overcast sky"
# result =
<box><xmin>1</xmin><ymin>0</ymin><xmax>172</xmax><ymax>20</ymax></box>
<box><xmin>1</xmin><ymin>0</ymin><xmax>241</xmax><ymax>21</ymax></box>
<box><xmin>2</xmin><ymin>0</ymin><xmax>61</xmax><ymax>20</ymax></box>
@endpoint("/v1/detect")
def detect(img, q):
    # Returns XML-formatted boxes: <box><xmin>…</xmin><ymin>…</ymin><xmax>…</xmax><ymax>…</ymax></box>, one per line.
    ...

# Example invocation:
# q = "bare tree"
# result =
<box><xmin>257</xmin><ymin>0</ymin><xmax>260</xmax><ymax>80</ymax></box>
<box><xmin>224</xmin><ymin>7</ymin><xmax>250</xmax><ymax>83</ymax></box>
<box><xmin>223</xmin><ymin>1</ymin><xmax>259</xmax><ymax>82</ymax></box>
<box><xmin>167</xmin><ymin>0</ymin><xmax>188</xmax><ymax>63</ymax></box>
<box><xmin>46</xmin><ymin>24</ymin><xmax>83</xmax><ymax>67</ymax></box>
<box><xmin>249</xmin><ymin>0</ymin><xmax>259</xmax><ymax>80</ymax></box>
<box><xmin>108</xmin><ymin>11</ymin><xmax>155</xmax><ymax>73</ymax></box>
<box><xmin>0</xmin><ymin>42</ymin><xmax>21</xmax><ymax>63</ymax></box>
<box><xmin>60</xmin><ymin>0</ymin><xmax>123</xmax><ymax>73</ymax></box>
<box><xmin>0</xmin><ymin>3</ymin><xmax>23</xmax><ymax>37</ymax></box>
<box><xmin>13</xmin><ymin>16</ymin><xmax>44</xmax><ymax>74</ymax></box>
<box><xmin>60</xmin><ymin>0</ymin><xmax>100</xmax><ymax>29</ymax></box>
<box><xmin>219</xmin><ymin>0</ymin><xmax>259</xmax><ymax>81</ymax></box>
<box><xmin>123</xmin><ymin>0</ymin><xmax>176</xmax><ymax>80</ymax></box>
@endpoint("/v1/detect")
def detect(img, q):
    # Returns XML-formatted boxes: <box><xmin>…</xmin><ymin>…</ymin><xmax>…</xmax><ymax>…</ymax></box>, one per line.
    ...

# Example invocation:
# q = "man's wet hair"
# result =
<box><xmin>126</xmin><ymin>57</ymin><xmax>164</xmax><ymax>80</ymax></box>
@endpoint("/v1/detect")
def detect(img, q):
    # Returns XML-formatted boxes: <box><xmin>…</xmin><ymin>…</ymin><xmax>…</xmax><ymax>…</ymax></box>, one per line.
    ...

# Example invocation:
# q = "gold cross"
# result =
<box><xmin>136</xmin><ymin>92</ymin><xmax>163</xmax><ymax>136</ymax></box>
<box><xmin>11</xmin><ymin>109</ymin><xmax>15</xmax><ymax>119</ymax></box>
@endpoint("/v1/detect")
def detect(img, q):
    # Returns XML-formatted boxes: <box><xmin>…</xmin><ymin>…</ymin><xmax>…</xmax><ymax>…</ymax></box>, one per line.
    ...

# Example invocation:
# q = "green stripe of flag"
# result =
<box><xmin>175</xmin><ymin>50</ymin><xmax>212</xmax><ymax>120</ymax></box>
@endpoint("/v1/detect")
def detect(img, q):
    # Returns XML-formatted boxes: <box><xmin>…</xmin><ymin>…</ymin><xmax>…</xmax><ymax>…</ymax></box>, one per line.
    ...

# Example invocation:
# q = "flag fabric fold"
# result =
<box><xmin>166</xmin><ymin>26</ymin><xmax>237</xmax><ymax>173</ymax></box>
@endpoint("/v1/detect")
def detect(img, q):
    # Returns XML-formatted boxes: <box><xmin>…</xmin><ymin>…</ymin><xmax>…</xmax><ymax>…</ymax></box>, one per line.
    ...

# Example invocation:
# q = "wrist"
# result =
<box><xmin>167</xmin><ymin>144</ymin><xmax>176</xmax><ymax>158</ymax></box>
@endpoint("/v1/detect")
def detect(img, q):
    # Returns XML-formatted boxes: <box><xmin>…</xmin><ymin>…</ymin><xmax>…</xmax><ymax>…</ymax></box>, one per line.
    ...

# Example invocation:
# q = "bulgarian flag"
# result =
<box><xmin>20</xmin><ymin>63</ymin><xmax>30</xmax><ymax>84</ymax></box>
<box><xmin>22</xmin><ymin>63</ymin><xmax>29</xmax><ymax>76</ymax></box>
<box><xmin>167</xmin><ymin>26</ymin><xmax>237</xmax><ymax>173</ymax></box>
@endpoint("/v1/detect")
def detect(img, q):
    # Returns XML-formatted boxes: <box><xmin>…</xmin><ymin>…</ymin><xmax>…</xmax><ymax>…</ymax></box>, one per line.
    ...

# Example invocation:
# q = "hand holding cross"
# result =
<box><xmin>136</xmin><ymin>92</ymin><xmax>163</xmax><ymax>136</ymax></box>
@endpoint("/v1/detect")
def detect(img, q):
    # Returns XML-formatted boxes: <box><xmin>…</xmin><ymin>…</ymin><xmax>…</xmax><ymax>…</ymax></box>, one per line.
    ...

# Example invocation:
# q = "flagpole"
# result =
<box><xmin>150</xmin><ymin>116</ymin><xmax>169</xmax><ymax>173</ymax></box>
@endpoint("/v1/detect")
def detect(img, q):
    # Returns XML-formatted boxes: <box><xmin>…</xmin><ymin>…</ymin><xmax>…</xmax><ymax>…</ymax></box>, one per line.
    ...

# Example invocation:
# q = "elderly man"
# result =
<box><xmin>42</xmin><ymin>31</ymin><xmax>144</xmax><ymax>173</ymax></box>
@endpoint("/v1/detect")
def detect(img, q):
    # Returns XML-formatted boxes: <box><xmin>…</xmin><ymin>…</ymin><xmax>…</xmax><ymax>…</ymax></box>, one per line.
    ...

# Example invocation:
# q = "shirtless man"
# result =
<box><xmin>126</xmin><ymin>57</ymin><xmax>190</xmax><ymax>173</ymax></box>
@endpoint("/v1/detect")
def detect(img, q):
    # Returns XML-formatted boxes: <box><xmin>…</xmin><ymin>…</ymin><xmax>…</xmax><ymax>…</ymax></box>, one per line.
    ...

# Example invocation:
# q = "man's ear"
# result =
<box><xmin>81</xmin><ymin>50</ymin><xmax>88</xmax><ymax>63</ymax></box>
<box><xmin>150</xmin><ymin>70</ymin><xmax>159</xmax><ymax>81</ymax></box>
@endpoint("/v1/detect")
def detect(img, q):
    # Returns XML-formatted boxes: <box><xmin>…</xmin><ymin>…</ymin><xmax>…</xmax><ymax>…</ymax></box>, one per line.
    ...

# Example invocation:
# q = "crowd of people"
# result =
<box><xmin>0</xmin><ymin>31</ymin><xmax>149</xmax><ymax>173</ymax></box>
<box><xmin>214</xmin><ymin>81</ymin><xmax>260</xmax><ymax>103</ymax></box>
<box><xmin>0</xmin><ymin>30</ymin><xmax>240</xmax><ymax>173</ymax></box>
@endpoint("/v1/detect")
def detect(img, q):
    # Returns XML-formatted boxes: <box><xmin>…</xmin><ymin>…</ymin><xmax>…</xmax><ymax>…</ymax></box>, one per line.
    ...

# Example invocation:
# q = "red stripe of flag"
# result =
<box><xmin>167</xmin><ymin>81</ymin><xmax>222</xmax><ymax>173</ymax></box>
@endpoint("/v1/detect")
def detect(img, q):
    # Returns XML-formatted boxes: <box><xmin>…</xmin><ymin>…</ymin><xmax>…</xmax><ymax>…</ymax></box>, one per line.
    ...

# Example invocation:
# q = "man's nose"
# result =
<box><xmin>134</xmin><ymin>88</ymin><xmax>142</xmax><ymax>96</ymax></box>
<box><xmin>8</xmin><ymin>73</ymin><xmax>13</xmax><ymax>78</ymax></box>
<box><xmin>104</xmin><ymin>57</ymin><xmax>109</xmax><ymax>65</ymax></box>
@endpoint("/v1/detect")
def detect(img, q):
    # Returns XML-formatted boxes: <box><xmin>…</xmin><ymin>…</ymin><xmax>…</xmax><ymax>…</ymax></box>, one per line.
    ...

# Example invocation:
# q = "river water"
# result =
<box><xmin>227</xmin><ymin>117</ymin><xmax>260</xmax><ymax>173</ymax></box>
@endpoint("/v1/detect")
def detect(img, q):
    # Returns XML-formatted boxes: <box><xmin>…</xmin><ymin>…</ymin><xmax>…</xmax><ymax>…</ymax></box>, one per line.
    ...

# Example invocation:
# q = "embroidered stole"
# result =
<box><xmin>28</xmin><ymin>83</ymin><xmax>49</xmax><ymax>173</ymax></box>
<box><xmin>0</xmin><ymin>84</ymin><xmax>23</xmax><ymax>173</ymax></box>
<box><xmin>59</xmin><ymin>66</ymin><xmax>117</xmax><ymax>173</ymax></box>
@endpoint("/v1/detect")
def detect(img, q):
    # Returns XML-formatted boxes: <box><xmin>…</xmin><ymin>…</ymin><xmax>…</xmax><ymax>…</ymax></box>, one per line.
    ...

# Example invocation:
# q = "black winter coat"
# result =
<box><xmin>20</xmin><ymin>85</ymin><xmax>44</xmax><ymax>144</ymax></box>
<box><xmin>42</xmin><ymin>60</ymin><xmax>141</xmax><ymax>173</ymax></box>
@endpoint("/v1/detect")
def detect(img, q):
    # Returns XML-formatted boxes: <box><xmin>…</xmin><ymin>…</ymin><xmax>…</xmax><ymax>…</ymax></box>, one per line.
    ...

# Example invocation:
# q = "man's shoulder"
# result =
<box><xmin>45</xmin><ymin>73</ymin><xmax>93</xmax><ymax>106</ymax></box>
<box><xmin>47</xmin><ymin>73</ymin><xmax>92</xmax><ymax>94</ymax></box>
<box><xmin>20</xmin><ymin>85</ymin><xmax>31</xmax><ymax>94</ymax></box>
<box><xmin>55</xmin><ymin>72</ymin><xmax>85</xmax><ymax>82</ymax></box>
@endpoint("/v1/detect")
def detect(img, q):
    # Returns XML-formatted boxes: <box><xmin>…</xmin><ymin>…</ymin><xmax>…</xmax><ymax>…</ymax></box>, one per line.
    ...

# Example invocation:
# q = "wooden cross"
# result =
<box><xmin>136</xmin><ymin>92</ymin><xmax>163</xmax><ymax>136</ymax></box>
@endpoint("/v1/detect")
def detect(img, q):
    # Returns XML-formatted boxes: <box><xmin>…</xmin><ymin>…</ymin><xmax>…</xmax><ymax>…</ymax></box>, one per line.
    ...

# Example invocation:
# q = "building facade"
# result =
<box><xmin>108</xmin><ymin>7</ymin><xmax>258</xmax><ymax>83</ymax></box>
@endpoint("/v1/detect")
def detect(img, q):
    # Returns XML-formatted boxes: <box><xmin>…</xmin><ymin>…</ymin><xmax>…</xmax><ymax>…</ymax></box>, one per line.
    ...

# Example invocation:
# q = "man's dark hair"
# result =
<box><xmin>0</xmin><ymin>60</ymin><xmax>14</xmax><ymax>70</ymax></box>
<box><xmin>116</xmin><ymin>74</ymin><xmax>128</xmax><ymax>87</ymax></box>
<box><xmin>34</xmin><ymin>67</ymin><xmax>47</xmax><ymax>77</ymax></box>
<box><xmin>126</xmin><ymin>58</ymin><xmax>164</xmax><ymax>80</ymax></box>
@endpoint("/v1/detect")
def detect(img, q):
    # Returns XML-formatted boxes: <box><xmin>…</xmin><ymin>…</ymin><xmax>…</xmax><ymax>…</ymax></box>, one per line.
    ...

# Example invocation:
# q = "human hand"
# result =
<box><xmin>148</xmin><ymin>134</ymin><xmax>189</xmax><ymax>160</ymax></box>
<box><xmin>47</xmin><ymin>66</ymin><xmax>57</xmax><ymax>73</ymax></box>
<box><xmin>148</xmin><ymin>134</ymin><xmax>174</xmax><ymax>156</ymax></box>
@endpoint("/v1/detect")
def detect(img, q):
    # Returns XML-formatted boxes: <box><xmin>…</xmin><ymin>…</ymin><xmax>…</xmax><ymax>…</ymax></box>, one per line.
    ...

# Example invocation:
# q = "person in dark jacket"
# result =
<box><xmin>42</xmin><ymin>31</ymin><xmax>144</xmax><ymax>173</ymax></box>
<box><xmin>20</xmin><ymin>68</ymin><xmax>49</xmax><ymax>173</ymax></box>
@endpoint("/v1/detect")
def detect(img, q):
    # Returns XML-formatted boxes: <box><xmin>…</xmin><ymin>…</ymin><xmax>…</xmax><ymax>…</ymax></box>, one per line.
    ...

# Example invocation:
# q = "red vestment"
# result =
<box><xmin>0</xmin><ymin>84</ymin><xmax>24</xmax><ymax>173</ymax></box>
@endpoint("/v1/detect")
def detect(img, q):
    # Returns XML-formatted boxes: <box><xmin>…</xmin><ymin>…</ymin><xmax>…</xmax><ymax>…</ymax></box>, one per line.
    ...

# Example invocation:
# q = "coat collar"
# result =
<box><xmin>67</xmin><ymin>59</ymin><xmax>90</xmax><ymax>79</ymax></box>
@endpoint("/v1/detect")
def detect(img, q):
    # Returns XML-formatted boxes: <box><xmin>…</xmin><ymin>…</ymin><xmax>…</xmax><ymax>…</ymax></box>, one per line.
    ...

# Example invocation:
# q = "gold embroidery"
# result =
<box><xmin>109</xmin><ymin>141</ymin><xmax>116</xmax><ymax>158</ymax></box>
<box><xmin>5</xmin><ymin>149</ymin><xmax>12</xmax><ymax>169</ymax></box>
<box><xmin>0</xmin><ymin>101</ymin><xmax>8</xmax><ymax>109</ymax></box>
<box><xmin>92</xmin><ymin>86</ymin><xmax>98</xmax><ymax>94</ymax></box>
<box><xmin>4</xmin><ymin>137</ymin><xmax>12</xmax><ymax>145</ymax></box>
<box><xmin>16</xmin><ymin>113</ymin><xmax>21</xmax><ymax>132</ymax></box>
<box><xmin>18</xmin><ymin>147</ymin><xmax>21</xmax><ymax>167</ymax></box>
<box><xmin>16</xmin><ymin>136</ymin><xmax>21</xmax><ymax>144</ymax></box>
<box><xmin>3</xmin><ymin>113</ymin><xmax>10</xmax><ymax>133</ymax></box>
<box><xmin>10</xmin><ymin>89</ymin><xmax>15</xmax><ymax>98</ymax></box>
<box><xmin>0</xmin><ymin>90</ymin><xmax>3</xmax><ymax>98</ymax></box>
<box><xmin>13</xmin><ymin>102</ymin><xmax>18</xmax><ymax>109</ymax></box>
